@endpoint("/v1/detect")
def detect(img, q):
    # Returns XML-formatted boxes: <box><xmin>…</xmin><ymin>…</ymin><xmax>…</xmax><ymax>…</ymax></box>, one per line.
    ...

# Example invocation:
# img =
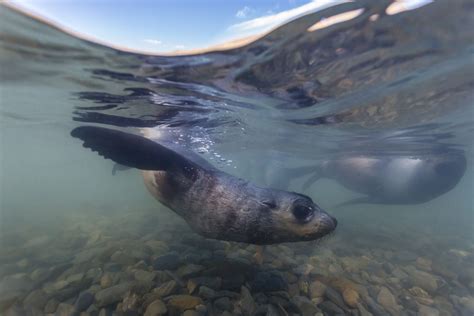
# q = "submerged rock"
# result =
<box><xmin>239</xmin><ymin>286</ymin><xmax>256</xmax><ymax>316</ymax></box>
<box><xmin>134</xmin><ymin>270</ymin><xmax>156</xmax><ymax>284</ymax></box>
<box><xmin>407</xmin><ymin>268</ymin><xmax>439</xmax><ymax>293</ymax></box>
<box><xmin>74</xmin><ymin>291</ymin><xmax>94</xmax><ymax>312</ymax></box>
<box><xmin>418</xmin><ymin>304</ymin><xmax>439</xmax><ymax>316</ymax></box>
<box><xmin>144</xmin><ymin>299</ymin><xmax>167</xmax><ymax>316</ymax></box>
<box><xmin>152</xmin><ymin>253</ymin><xmax>181</xmax><ymax>270</ymax></box>
<box><xmin>100</xmin><ymin>273</ymin><xmax>113</xmax><ymax>289</ymax></box>
<box><xmin>324</xmin><ymin>286</ymin><xmax>348</xmax><ymax>310</ymax></box>
<box><xmin>153</xmin><ymin>280</ymin><xmax>178</xmax><ymax>297</ymax></box>
<box><xmin>309</xmin><ymin>280</ymin><xmax>326</xmax><ymax>298</ymax></box>
<box><xmin>187</xmin><ymin>277</ymin><xmax>222</xmax><ymax>293</ymax></box>
<box><xmin>95</xmin><ymin>282</ymin><xmax>132</xmax><ymax>307</ymax></box>
<box><xmin>55</xmin><ymin>303</ymin><xmax>75</xmax><ymax>316</ymax></box>
<box><xmin>176</xmin><ymin>264</ymin><xmax>205</xmax><ymax>278</ymax></box>
<box><xmin>214</xmin><ymin>296</ymin><xmax>233</xmax><ymax>311</ymax></box>
<box><xmin>292</xmin><ymin>295</ymin><xmax>320</xmax><ymax>316</ymax></box>
<box><xmin>164</xmin><ymin>295</ymin><xmax>203</xmax><ymax>312</ymax></box>
<box><xmin>0</xmin><ymin>274</ymin><xmax>33</xmax><ymax>311</ymax></box>
<box><xmin>377</xmin><ymin>286</ymin><xmax>401</xmax><ymax>312</ymax></box>
<box><xmin>183</xmin><ymin>310</ymin><xmax>200</xmax><ymax>316</ymax></box>
<box><xmin>44</xmin><ymin>298</ymin><xmax>59</xmax><ymax>314</ymax></box>
<box><xmin>23</xmin><ymin>289</ymin><xmax>48</xmax><ymax>310</ymax></box>
<box><xmin>250</xmin><ymin>271</ymin><xmax>287</xmax><ymax>292</ymax></box>
<box><xmin>459</xmin><ymin>296</ymin><xmax>474</xmax><ymax>313</ymax></box>
<box><xmin>198</xmin><ymin>286</ymin><xmax>216</xmax><ymax>299</ymax></box>
<box><xmin>342</xmin><ymin>287</ymin><xmax>360</xmax><ymax>308</ymax></box>
<box><xmin>319</xmin><ymin>301</ymin><xmax>344</xmax><ymax>314</ymax></box>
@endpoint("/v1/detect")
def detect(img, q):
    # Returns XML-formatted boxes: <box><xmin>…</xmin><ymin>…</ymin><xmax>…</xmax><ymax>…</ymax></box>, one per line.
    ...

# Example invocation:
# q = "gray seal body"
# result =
<box><xmin>276</xmin><ymin>150</ymin><xmax>467</xmax><ymax>205</ymax></box>
<box><xmin>71</xmin><ymin>126</ymin><xmax>337</xmax><ymax>245</ymax></box>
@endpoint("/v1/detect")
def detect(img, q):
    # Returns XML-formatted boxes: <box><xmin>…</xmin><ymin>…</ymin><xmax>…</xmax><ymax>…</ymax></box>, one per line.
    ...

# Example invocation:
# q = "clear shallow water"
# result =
<box><xmin>1</xmin><ymin>1</ymin><xmax>473</xmax><ymax>316</ymax></box>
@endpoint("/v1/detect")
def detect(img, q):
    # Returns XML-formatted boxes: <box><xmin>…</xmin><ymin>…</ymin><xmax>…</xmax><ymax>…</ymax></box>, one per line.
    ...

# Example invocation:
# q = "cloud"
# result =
<box><xmin>143</xmin><ymin>39</ymin><xmax>162</xmax><ymax>45</ymax></box>
<box><xmin>175</xmin><ymin>44</ymin><xmax>186</xmax><ymax>49</ymax></box>
<box><xmin>228</xmin><ymin>0</ymin><xmax>339</xmax><ymax>34</ymax></box>
<box><xmin>236</xmin><ymin>6</ymin><xmax>252</xmax><ymax>19</ymax></box>
<box><xmin>386</xmin><ymin>0</ymin><xmax>432</xmax><ymax>15</ymax></box>
<box><xmin>307</xmin><ymin>8</ymin><xmax>363</xmax><ymax>32</ymax></box>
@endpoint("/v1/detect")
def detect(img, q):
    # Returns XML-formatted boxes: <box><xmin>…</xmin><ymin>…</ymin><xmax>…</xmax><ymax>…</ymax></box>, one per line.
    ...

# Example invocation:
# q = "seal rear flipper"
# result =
<box><xmin>71</xmin><ymin>126</ymin><xmax>199</xmax><ymax>178</ymax></box>
<box><xmin>301</xmin><ymin>172</ymin><xmax>322</xmax><ymax>192</ymax></box>
<box><xmin>333</xmin><ymin>196</ymin><xmax>374</xmax><ymax>209</ymax></box>
<box><xmin>112</xmin><ymin>163</ymin><xmax>132</xmax><ymax>175</ymax></box>
<box><xmin>270</xmin><ymin>165</ymin><xmax>320</xmax><ymax>190</ymax></box>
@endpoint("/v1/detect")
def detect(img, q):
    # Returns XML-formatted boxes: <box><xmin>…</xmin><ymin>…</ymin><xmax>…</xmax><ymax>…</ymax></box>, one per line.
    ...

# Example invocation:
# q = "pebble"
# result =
<box><xmin>418</xmin><ymin>304</ymin><xmax>439</xmax><ymax>316</ymax></box>
<box><xmin>95</xmin><ymin>282</ymin><xmax>132</xmax><ymax>307</ymax></box>
<box><xmin>198</xmin><ymin>286</ymin><xmax>216</xmax><ymax>299</ymax></box>
<box><xmin>459</xmin><ymin>296</ymin><xmax>474</xmax><ymax>313</ymax></box>
<box><xmin>134</xmin><ymin>270</ymin><xmax>156</xmax><ymax>283</ymax></box>
<box><xmin>294</xmin><ymin>264</ymin><xmax>314</xmax><ymax>276</ymax></box>
<box><xmin>44</xmin><ymin>298</ymin><xmax>60</xmax><ymax>314</ymax></box>
<box><xmin>110</xmin><ymin>251</ymin><xmax>135</xmax><ymax>266</ymax></box>
<box><xmin>324</xmin><ymin>286</ymin><xmax>348</xmax><ymax>310</ymax></box>
<box><xmin>55</xmin><ymin>303</ymin><xmax>75</xmax><ymax>316</ymax></box>
<box><xmin>377</xmin><ymin>286</ymin><xmax>400</xmax><ymax>312</ymax></box>
<box><xmin>288</xmin><ymin>283</ymin><xmax>300</xmax><ymax>297</ymax></box>
<box><xmin>183</xmin><ymin>310</ymin><xmax>200</xmax><ymax>316</ymax></box>
<box><xmin>176</xmin><ymin>264</ymin><xmax>205</xmax><ymax>278</ymax></box>
<box><xmin>23</xmin><ymin>289</ymin><xmax>48</xmax><ymax>310</ymax></box>
<box><xmin>250</xmin><ymin>271</ymin><xmax>287</xmax><ymax>292</ymax></box>
<box><xmin>165</xmin><ymin>295</ymin><xmax>203</xmax><ymax>312</ymax></box>
<box><xmin>356</xmin><ymin>303</ymin><xmax>373</xmax><ymax>316</ymax></box>
<box><xmin>309</xmin><ymin>281</ymin><xmax>326</xmax><ymax>298</ymax></box>
<box><xmin>342</xmin><ymin>287</ymin><xmax>359</xmax><ymax>308</ymax></box>
<box><xmin>292</xmin><ymin>295</ymin><xmax>320</xmax><ymax>316</ymax></box>
<box><xmin>144</xmin><ymin>299</ymin><xmax>167</xmax><ymax>316</ymax></box>
<box><xmin>152</xmin><ymin>253</ymin><xmax>182</xmax><ymax>270</ymax></box>
<box><xmin>121</xmin><ymin>291</ymin><xmax>140</xmax><ymax>312</ymax></box>
<box><xmin>416</xmin><ymin>257</ymin><xmax>432</xmax><ymax>271</ymax></box>
<box><xmin>187</xmin><ymin>277</ymin><xmax>221</xmax><ymax>293</ymax></box>
<box><xmin>153</xmin><ymin>280</ymin><xmax>178</xmax><ymax>297</ymax></box>
<box><xmin>239</xmin><ymin>286</ymin><xmax>256</xmax><ymax>316</ymax></box>
<box><xmin>319</xmin><ymin>301</ymin><xmax>344</xmax><ymax>314</ymax></box>
<box><xmin>221</xmin><ymin>274</ymin><xmax>245</xmax><ymax>290</ymax></box>
<box><xmin>195</xmin><ymin>304</ymin><xmax>207</xmax><ymax>314</ymax></box>
<box><xmin>74</xmin><ymin>291</ymin><xmax>94</xmax><ymax>312</ymax></box>
<box><xmin>145</xmin><ymin>240</ymin><xmax>169</xmax><ymax>254</ymax></box>
<box><xmin>100</xmin><ymin>273</ymin><xmax>113</xmax><ymax>289</ymax></box>
<box><xmin>408</xmin><ymin>268</ymin><xmax>439</xmax><ymax>293</ymax></box>
<box><xmin>103</xmin><ymin>262</ymin><xmax>121</xmax><ymax>273</ymax></box>
<box><xmin>214</xmin><ymin>296</ymin><xmax>232</xmax><ymax>311</ymax></box>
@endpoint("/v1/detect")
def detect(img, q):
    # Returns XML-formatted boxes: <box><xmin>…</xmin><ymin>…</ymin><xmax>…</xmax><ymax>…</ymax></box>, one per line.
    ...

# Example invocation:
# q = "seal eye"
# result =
<box><xmin>293</xmin><ymin>205</ymin><xmax>314</xmax><ymax>222</ymax></box>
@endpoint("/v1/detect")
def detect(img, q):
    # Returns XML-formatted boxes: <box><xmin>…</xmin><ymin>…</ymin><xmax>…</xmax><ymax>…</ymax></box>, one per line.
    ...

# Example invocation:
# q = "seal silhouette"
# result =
<box><xmin>271</xmin><ymin>150</ymin><xmax>467</xmax><ymax>205</ymax></box>
<box><xmin>71</xmin><ymin>126</ymin><xmax>337</xmax><ymax>244</ymax></box>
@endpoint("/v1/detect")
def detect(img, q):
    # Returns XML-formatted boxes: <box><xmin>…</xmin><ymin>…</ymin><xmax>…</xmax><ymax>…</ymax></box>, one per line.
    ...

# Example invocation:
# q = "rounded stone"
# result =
<box><xmin>144</xmin><ymin>299</ymin><xmax>167</xmax><ymax>316</ymax></box>
<box><xmin>165</xmin><ymin>295</ymin><xmax>203</xmax><ymax>312</ymax></box>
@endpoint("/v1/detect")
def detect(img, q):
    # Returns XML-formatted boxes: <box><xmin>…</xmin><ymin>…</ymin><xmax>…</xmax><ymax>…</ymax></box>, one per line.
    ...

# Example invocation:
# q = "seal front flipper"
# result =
<box><xmin>71</xmin><ymin>126</ymin><xmax>200</xmax><ymax>178</ymax></box>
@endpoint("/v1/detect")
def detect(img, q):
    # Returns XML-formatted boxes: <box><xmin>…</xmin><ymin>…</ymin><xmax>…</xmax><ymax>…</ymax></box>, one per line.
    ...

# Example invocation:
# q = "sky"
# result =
<box><xmin>6</xmin><ymin>0</ymin><xmax>339</xmax><ymax>53</ymax></box>
<box><xmin>5</xmin><ymin>0</ymin><xmax>431</xmax><ymax>53</ymax></box>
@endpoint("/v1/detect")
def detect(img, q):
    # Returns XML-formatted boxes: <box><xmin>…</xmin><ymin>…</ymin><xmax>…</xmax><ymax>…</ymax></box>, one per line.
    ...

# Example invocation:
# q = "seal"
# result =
<box><xmin>273</xmin><ymin>149</ymin><xmax>467</xmax><ymax>205</ymax></box>
<box><xmin>71</xmin><ymin>126</ymin><xmax>337</xmax><ymax>244</ymax></box>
